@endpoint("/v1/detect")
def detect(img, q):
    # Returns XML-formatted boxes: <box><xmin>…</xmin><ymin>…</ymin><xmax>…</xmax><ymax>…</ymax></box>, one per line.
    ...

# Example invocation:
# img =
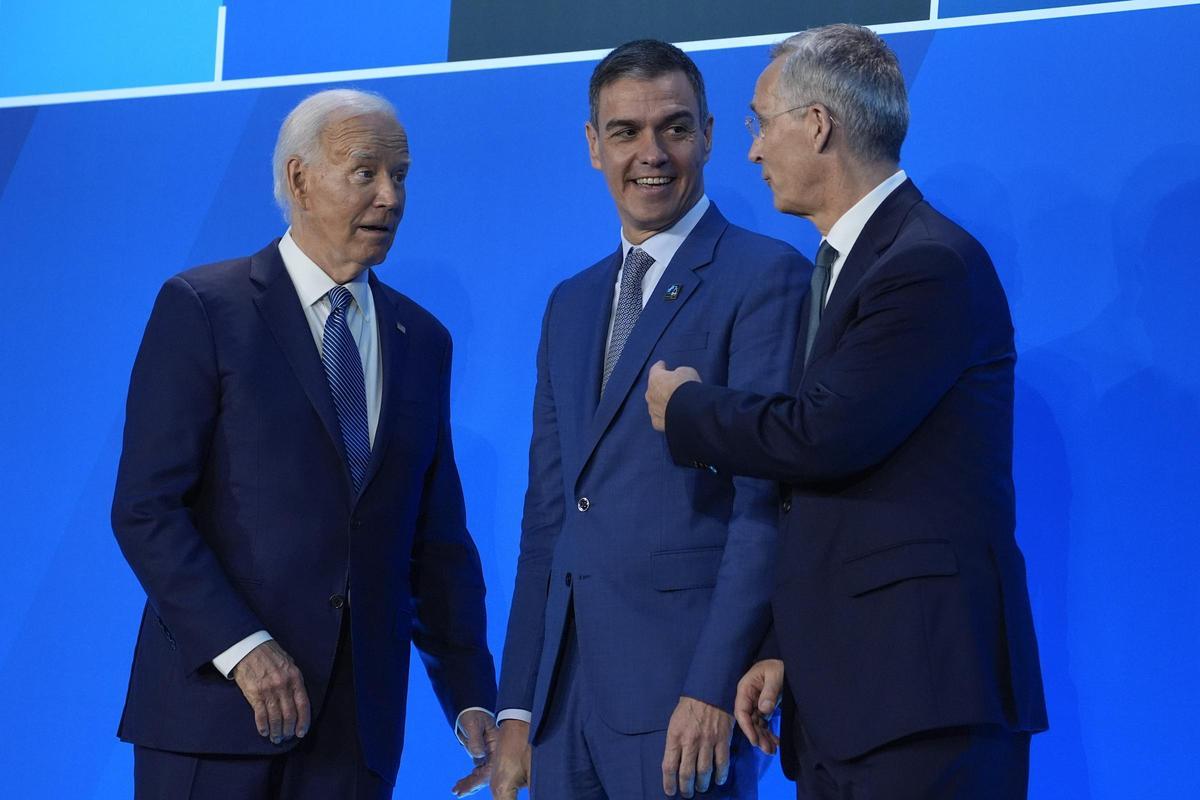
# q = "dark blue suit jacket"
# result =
<box><xmin>111</xmin><ymin>240</ymin><xmax>495</xmax><ymax>780</ymax></box>
<box><xmin>497</xmin><ymin>205</ymin><xmax>809</xmax><ymax>739</ymax></box>
<box><xmin>666</xmin><ymin>181</ymin><xmax>1048</xmax><ymax>767</ymax></box>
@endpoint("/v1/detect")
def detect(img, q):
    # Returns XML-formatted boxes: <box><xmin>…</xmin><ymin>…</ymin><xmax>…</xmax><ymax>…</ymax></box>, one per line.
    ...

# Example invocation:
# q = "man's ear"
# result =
<box><xmin>701</xmin><ymin>114</ymin><xmax>714</xmax><ymax>164</ymax></box>
<box><xmin>811</xmin><ymin>104</ymin><xmax>835</xmax><ymax>154</ymax></box>
<box><xmin>286</xmin><ymin>156</ymin><xmax>308</xmax><ymax>210</ymax></box>
<box><xmin>585</xmin><ymin>121</ymin><xmax>602</xmax><ymax>170</ymax></box>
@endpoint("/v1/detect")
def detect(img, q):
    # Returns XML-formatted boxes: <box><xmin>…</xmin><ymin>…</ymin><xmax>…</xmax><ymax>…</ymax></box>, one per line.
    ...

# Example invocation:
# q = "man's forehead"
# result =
<box><xmin>322</xmin><ymin>113</ymin><xmax>409</xmax><ymax>159</ymax></box>
<box><xmin>597</xmin><ymin>72</ymin><xmax>699</xmax><ymax>119</ymax></box>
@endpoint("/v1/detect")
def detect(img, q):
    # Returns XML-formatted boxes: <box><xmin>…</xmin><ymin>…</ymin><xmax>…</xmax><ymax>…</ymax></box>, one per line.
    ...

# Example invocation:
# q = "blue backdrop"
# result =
<box><xmin>0</xmin><ymin>3</ymin><xmax>1197</xmax><ymax>797</ymax></box>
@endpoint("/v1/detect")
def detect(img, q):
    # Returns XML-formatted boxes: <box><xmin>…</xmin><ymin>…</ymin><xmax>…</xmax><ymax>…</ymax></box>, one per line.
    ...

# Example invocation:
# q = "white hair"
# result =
<box><xmin>272</xmin><ymin>89</ymin><xmax>398</xmax><ymax>220</ymax></box>
<box><xmin>771</xmin><ymin>24</ymin><xmax>908</xmax><ymax>165</ymax></box>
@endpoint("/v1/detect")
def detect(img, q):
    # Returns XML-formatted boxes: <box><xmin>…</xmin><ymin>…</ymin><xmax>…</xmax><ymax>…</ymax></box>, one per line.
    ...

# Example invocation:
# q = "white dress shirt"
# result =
<box><xmin>497</xmin><ymin>195</ymin><xmax>711</xmax><ymax>728</ymax></box>
<box><xmin>821</xmin><ymin>170</ymin><xmax>908</xmax><ymax>305</ymax></box>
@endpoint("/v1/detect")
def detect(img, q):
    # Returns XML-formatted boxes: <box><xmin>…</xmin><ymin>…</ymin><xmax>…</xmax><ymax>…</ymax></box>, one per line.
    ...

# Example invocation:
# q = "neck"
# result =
<box><xmin>811</xmin><ymin>158</ymin><xmax>899</xmax><ymax>237</ymax></box>
<box><xmin>289</xmin><ymin>225</ymin><xmax>366</xmax><ymax>284</ymax></box>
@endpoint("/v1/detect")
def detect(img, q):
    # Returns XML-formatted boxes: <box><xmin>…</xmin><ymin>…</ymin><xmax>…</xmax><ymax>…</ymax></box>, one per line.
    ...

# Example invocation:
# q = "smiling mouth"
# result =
<box><xmin>359</xmin><ymin>224</ymin><xmax>392</xmax><ymax>233</ymax></box>
<box><xmin>633</xmin><ymin>176</ymin><xmax>674</xmax><ymax>186</ymax></box>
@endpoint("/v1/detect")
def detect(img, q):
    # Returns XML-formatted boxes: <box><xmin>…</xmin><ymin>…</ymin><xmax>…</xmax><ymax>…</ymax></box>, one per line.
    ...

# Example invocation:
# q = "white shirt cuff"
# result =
<box><xmin>212</xmin><ymin>630</ymin><xmax>273</xmax><ymax>679</ymax></box>
<box><xmin>455</xmin><ymin>707</ymin><xmax>497</xmax><ymax>754</ymax></box>
<box><xmin>496</xmin><ymin>708</ymin><xmax>533</xmax><ymax>725</ymax></box>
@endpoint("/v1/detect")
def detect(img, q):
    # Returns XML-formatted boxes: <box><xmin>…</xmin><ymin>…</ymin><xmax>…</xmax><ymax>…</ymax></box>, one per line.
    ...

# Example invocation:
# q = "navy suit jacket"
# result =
<box><xmin>111</xmin><ymin>240</ymin><xmax>496</xmax><ymax>780</ymax></box>
<box><xmin>497</xmin><ymin>205</ymin><xmax>809</xmax><ymax>739</ymax></box>
<box><xmin>666</xmin><ymin>181</ymin><xmax>1049</xmax><ymax>766</ymax></box>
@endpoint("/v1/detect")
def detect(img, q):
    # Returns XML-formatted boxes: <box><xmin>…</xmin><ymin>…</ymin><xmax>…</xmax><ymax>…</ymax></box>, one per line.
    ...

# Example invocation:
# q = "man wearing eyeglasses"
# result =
<box><xmin>491</xmin><ymin>39</ymin><xmax>809</xmax><ymax>800</ymax></box>
<box><xmin>647</xmin><ymin>24</ymin><xmax>1048</xmax><ymax>799</ymax></box>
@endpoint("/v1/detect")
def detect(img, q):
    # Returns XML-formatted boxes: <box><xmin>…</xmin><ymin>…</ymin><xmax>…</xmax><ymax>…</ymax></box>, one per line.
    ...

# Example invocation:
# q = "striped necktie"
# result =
<box><xmin>602</xmin><ymin>246</ymin><xmax>655</xmax><ymax>394</ymax></box>
<box><xmin>322</xmin><ymin>285</ymin><xmax>371</xmax><ymax>492</ymax></box>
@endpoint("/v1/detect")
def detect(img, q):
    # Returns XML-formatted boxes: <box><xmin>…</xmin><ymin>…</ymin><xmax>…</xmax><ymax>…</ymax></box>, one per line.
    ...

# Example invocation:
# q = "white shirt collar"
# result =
<box><xmin>620</xmin><ymin>194</ymin><xmax>711</xmax><ymax>265</ymax></box>
<box><xmin>824</xmin><ymin>170</ymin><xmax>907</xmax><ymax>260</ymax></box>
<box><xmin>278</xmin><ymin>229</ymin><xmax>371</xmax><ymax>311</ymax></box>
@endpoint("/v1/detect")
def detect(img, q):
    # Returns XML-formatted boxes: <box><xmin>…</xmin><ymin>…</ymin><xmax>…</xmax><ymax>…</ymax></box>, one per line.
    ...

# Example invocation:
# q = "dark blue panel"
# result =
<box><xmin>222</xmin><ymin>0</ymin><xmax>452</xmax><ymax>79</ymax></box>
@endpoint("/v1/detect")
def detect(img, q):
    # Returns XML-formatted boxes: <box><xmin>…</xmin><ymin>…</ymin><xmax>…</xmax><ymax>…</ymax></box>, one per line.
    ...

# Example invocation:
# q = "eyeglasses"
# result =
<box><xmin>744</xmin><ymin>103</ymin><xmax>832</xmax><ymax>139</ymax></box>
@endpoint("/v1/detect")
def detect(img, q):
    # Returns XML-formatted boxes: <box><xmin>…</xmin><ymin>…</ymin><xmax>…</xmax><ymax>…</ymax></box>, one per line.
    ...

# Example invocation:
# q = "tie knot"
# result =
<box><xmin>815</xmin><ymin>240</ymin><xmax>838</xmax><ymax>270</ymax></box>
<box><xmin>328</xmin><ymin>285</ymin><xmax>354</xmax><ymax>313</ymax></box>
<box><xmin>624</xmin><ymin>246</ymin><xmax>655</xmax><ymax>281</ymax></box>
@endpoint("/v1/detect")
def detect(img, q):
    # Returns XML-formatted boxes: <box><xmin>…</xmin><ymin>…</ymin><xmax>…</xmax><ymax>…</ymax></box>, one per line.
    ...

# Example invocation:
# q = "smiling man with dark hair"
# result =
<box><xmin>490</xmin><ymin>39</ymin><xmax>809</xmax><ymax>800</ymax></box>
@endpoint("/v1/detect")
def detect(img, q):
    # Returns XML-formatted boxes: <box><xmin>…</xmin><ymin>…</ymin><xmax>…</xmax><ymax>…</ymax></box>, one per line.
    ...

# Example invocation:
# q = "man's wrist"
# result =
<box><xmin>212</xmin><ymin>630</ymin><xmax>273</xmax><ymax>679</ymax></box>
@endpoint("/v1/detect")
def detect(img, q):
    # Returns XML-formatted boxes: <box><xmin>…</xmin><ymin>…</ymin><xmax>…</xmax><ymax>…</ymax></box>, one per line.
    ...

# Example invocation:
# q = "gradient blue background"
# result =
<box><xmin>1</xmin><ymin>3</ymin><xmax>1197</xmax><ymax>797</ymax></box>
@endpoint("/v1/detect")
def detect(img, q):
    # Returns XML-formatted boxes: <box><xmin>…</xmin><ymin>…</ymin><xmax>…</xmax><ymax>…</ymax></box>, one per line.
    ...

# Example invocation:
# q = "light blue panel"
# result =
<box><xmin>0</xmin><ymin>0</ymin><xmax>221</xmax><ymax>96</ymax></box>
<box><xmin>222</xmin><ymin>0</ymin><xmax>452</xmax><ymax>79</ymax></box>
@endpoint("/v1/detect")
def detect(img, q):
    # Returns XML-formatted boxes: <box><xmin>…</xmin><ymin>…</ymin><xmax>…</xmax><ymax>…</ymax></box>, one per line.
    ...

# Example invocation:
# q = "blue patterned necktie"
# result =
<box><xmin>602</xmin><ymin>246</ymin><xmax>655</xmax><ymax>394</ymax></box>
<box><xmin>322</xmin><ymin>285</ymin><xmax>371</xmax><ymax>492</ymax></box>
<box><xmin>803</xmin><ymin>240</ymin><xmax>838</xmax><ymax>366</ymax></box>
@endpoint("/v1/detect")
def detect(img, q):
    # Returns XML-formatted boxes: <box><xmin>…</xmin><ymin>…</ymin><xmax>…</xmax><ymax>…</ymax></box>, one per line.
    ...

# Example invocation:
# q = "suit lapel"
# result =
<box><xmin>803</xmin><ymin>180</ymin><xmax>924</xmax><ymax>375</ymax></box>
<box><xmin>359</xmin><ymin>275</ymin><xmax>409</xmax><ymax>498</ymax></box>
<box><xmin>250</xmin><ymin>242</ymin><xmax>350</xmax><ymax>474</ymax></box>
<box><xmin>574</xmin><ymin>206</ymin><xmax>727</xmax><ymax>485</ymax></box>
<box><xmin>579</xmin><ymin>251</ymin><xmax>622</xmax><ymax>422</ymax></box>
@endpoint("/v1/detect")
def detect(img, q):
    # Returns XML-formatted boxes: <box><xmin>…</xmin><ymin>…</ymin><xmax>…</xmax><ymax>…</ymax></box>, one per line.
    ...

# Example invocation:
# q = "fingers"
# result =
<box><xmin>266</xmin><ymin>695</ymin><xmax>284</xmax><ymax>743</ymax></box>
<box><xmin>678</xmin><ymin>739</ymin><xmax>698</xmax><ymax>798</ymax></box>
<box><xmin>662</xmin><ymin>735</ymin><xmax>682</xmax><ymax>797</ymax></box>
<box><xmin>695</xmin><ymin>739</ymin><xmax>713</xmax><ymax>794</ymax></box>
<box><xmin>461</xmin><ymin>716</ymin><xmax>487</xmax><ymax>758</ymax></box>
<box><xmin>250</xmin><ymin>696</ymin><xmax>269</xmax><ymax>738</ymax></box>
<box><xmin>232</xmin><ymin>641</ymin><xmax>307</xmax><ymax>743</ymax></box>
<box><xmin>734</xmin><ymin>676</ymin><xmax>761</xmax><ymax>748</ymax></box>
<box><xmin>294</xmin><ymin>681</ymin><xmax>311</xmax><ymax>738</ymax></box>
<box><xmin>714</xmin><ymin>734</ymin><xmax>731</xmax><ymax>788</ymax></box>
<box><xmin>452</xmin><ymin>763</ymin><xmax>491</xmax><ymax>798</ymax></box>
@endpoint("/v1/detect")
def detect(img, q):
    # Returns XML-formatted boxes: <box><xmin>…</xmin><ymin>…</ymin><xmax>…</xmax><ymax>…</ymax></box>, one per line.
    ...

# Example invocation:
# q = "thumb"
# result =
<box><xmin>650</xmin><ymin>359</ymin><xmax>668</xmax><ymax>374</ymax></box>
<box><xmin>759</xmin><ymin>668</ymin><xmax>783</xmax><ymax>715</ymax></box>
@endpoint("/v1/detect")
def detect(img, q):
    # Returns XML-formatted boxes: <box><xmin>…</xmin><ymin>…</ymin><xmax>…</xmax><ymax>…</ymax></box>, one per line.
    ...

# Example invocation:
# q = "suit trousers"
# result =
<box><xmin>789</xmin><ymin>711</ymin><xmax>1029</xmax><ymax>800</ymax></box>
<box><xmin>133</xmin><ymin>613</ymin><xmax>392</xmax><ymax>800</ymax></box>
<box><xmin>531</xmin><ymin>601</ymin><xmax>759</xmax><ymax>800</ymax></box>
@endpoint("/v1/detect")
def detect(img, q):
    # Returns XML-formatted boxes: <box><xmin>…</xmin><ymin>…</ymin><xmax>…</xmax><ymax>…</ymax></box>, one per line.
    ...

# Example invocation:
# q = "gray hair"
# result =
<box><xmin>272</xmin><ymin>88</ymin><xmax>398</xmax><ymax>219</ymax></box>
<box><xmin>770</xmin><ymin>24</ymin><xmax>908</xmax><ymax>164</ymax></box>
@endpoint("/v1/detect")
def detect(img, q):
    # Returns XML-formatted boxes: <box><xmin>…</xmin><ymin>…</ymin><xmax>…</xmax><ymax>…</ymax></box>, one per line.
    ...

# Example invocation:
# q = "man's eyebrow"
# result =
<box><xmin>604</xmin><ymin>117</ymin><xmax>641</xmax><ymax>132</ymax></box>
<box><xmin>659</xmin><ymin>110</ymin><xmax>696</xmax><ymax>126</ymax></box>
<box><xmin>349</xmin><ymin>149</ymin><xmax>377</xmax><ymax>161</ymax></box>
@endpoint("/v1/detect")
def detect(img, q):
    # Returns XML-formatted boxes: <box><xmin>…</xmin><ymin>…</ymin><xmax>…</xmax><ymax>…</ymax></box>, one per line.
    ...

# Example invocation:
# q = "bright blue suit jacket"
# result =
<box><xmin>497</xmin><ymin>205</ymin><xmax>809</xmax><ymax>738</ymax></box>
<box><xmin>111</xmin><ymin>241</ymin><xmax>496</xmax><ymax>780</ymax></box>
<box><xmin>666</xmin><ymin>181</ymin><xmax>1049</xmax><ymax>766</ymax></box>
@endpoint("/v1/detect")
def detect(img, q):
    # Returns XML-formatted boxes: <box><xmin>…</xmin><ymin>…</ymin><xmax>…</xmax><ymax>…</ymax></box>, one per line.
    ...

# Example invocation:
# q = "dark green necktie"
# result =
<box><xmin>803</xmin><ymin>240</ymin><xmax>838</xmax><ymax>366</ymax></box>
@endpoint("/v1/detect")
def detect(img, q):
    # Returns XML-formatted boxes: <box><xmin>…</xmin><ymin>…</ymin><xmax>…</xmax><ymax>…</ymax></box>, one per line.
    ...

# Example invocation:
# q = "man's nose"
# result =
<box><xmin>375</xmin><ymin>177</ymin><xmax>402</xmax><ymax>209</ymax></box>
<box><xmin>748</xmin><ymin>136</ymin><xmax>763</xmax><ymax>164</ymax></box>
<box><xmin>637</xmin><ymin>133</ymin><xmax>669</xmax><ymax>165</ymax></box>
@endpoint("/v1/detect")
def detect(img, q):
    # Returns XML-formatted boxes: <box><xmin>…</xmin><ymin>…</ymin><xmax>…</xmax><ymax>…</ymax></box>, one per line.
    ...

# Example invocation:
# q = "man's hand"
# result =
<box><xmin>733</xmin><ymin>659</ymin><xmax>784</xmax><ymax>755</ymax></box>
<box><xmin>231</xmin><ymin>640</ymin><xmax>311</xmax><ymax>744</ymax></box>
<box><xmin>646</xmin><ymin>361</ymin><xmax>701</xmax><ymax>432</ymax></box>
<box><xmin>489</xmin><ymin>719</ymin><xmax>532</xmax><ymax>800</ymax></box>
<box><xmin>452</xmin><ymin>710</ymin><xmax>500</xmax><ymax>797</ymax></box>
<box><xmin>662</xmin><ymin>696</ymin><xmax>734</xmax><ymax>798</ymax></box>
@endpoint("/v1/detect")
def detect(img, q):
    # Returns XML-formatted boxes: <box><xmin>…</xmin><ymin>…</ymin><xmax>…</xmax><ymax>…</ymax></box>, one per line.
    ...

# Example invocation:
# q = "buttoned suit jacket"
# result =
<box><xmin>111</xmin><ymin>240</ymin><xmax>496</xmax><ymax>781</ymax></box>
<box><xmin>666</xmin><ymin>181</ymin><xmax>1049</xmax><ymax>769</ymax></box>
<box><xmin>497</xmin><ymin>205</ymin><xmax>809</xmax><ymax>740</ymax></box>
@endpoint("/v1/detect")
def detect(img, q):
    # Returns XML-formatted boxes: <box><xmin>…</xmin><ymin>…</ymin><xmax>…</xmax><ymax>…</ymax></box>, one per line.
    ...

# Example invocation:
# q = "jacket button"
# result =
<box><xmin>565</xmin><ymin>572</ymin><xmax>573</xmax><ymax>587</ymax></box>
<box><xmin>781</xmin><ymin>498</ymin><xmax>792</xmax><ymax>514</ymax></box>
<box><xmin>329</xmin><ymin>594</ymin><xmax>346</xmax><ymax>609</ymax></box>
<box><xmin>577</xmin><ymin>497</ymin><xmax>590</xmax><ymax>512</ymax></box>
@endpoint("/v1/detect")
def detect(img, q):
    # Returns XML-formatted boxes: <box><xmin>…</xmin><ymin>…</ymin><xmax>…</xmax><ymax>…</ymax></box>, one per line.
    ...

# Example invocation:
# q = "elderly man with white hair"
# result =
<box><xmin>112</xmin><ymin>88</ymin><xmax>497</xmax><ymax>799</ymax></box>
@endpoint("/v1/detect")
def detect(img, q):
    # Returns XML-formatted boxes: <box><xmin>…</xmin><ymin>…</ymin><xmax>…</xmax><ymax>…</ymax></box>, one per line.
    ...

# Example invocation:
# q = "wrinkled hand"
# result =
<box><xmin>231</xmin><ymin>640</ymin><xmax>311</xmax><ymax>744</ymax></box>
<box><xmin>662</xmin><ymin>696</ymin><xmax>734</xmax><ymax>798</ymax></box>
<box><xmin>646</xmin><ymin>361</ymin><xmax>701</xmax><ymax>432</ymax></box>
<box><xmin>733</xmin><ymin>659</ymin><xmax>784</xmax><ymax>755</ymax></box>
<box><xmin>452</xmin><ymin>710</ymin><xmax>499</xmax><ymax>797</ymax></box>
<box><xmin>489</xmin><ymin>719</ymin><xmax>532</xmax><ymax>800</ymax></box>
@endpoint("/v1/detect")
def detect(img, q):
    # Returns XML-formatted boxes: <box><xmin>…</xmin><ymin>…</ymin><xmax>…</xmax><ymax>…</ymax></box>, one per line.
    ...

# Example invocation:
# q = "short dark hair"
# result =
<box><xmin>588</xmin><ymin>39</ymin><xmax>709</xmax><ymax>126</ymax></box>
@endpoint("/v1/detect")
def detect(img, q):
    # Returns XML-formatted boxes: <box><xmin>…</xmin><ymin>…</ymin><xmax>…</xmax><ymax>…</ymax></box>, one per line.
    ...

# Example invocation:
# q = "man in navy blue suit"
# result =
<box><xmin>648</xmin><ymin>25</ymin><xmax>1048</xmax><ymax>799</ymax></box>
<box><xmin>112</xmin><ymin>89</ymin><xmax>497</xmax><ymax>799</ymax></box>
<box><xmin>490</xmin><ymin>40</ymin><xmax>809</xmax><ymax>800</ymax></box>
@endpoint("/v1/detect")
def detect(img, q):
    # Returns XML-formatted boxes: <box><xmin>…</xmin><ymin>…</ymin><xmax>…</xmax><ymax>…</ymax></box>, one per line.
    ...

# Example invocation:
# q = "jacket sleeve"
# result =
<box><xmin>676</xmin><ymin>249</ymin><xmax>809</xmax><ymax>713</ymax></box>
<box><xmin>111</xmin><ymin>276</ymin><xmax>265</xmax><ymax>674</ymax></box>
<box><xmin>666</xmin><ymin>243</ymin><xmax>977</xmax><ymax>485</ymax></box>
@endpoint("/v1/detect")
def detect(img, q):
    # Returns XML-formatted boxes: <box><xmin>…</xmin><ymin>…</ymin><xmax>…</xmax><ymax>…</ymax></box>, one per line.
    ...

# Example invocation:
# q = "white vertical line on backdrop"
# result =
<box><xmin>214</xmin><ymin>4</ymin><xmax>227</xmax><ymax>82</ymax></box>
<box><xmin>930</xmin><ymin>0</ymin><xmax>941</xmax><ymax>21</ymax></box>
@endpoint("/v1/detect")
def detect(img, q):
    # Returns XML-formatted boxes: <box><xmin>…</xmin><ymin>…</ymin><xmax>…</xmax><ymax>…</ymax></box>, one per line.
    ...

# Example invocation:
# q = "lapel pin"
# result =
<box><xmin>664</xmin><ymin>283</ymin><xmax>682</xmax><ymax>301</ymax></box>
<box><xmin>396</xmin><ymin>322</ymin><xmax>407</xmax><ymax>334</ymax></box>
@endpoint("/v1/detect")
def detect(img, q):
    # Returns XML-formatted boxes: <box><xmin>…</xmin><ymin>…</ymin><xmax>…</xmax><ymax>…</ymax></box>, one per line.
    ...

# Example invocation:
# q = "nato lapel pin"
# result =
<box><xmin>664</xmin><ymin>283</ymin><xmax>682</xmax><ymax>301</ymax></box>
<box><xmin>396</xmin><ymin>322</ymin><xmax>407</xmax><ymax>334</ymax></box>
